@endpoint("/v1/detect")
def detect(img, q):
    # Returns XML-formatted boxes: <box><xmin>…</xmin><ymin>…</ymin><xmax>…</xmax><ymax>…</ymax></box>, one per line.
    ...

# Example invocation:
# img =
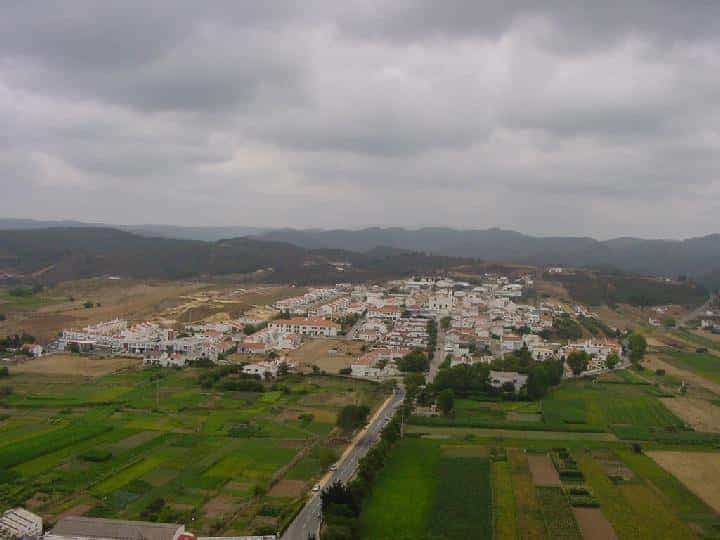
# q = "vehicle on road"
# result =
<box><xmin>312</xmin><ymin>484</ymin><xmax>321</xmax><ymax>492</ymax></box>
<box><xmin>329</xmin><ymin>463</ymin><xmax>338</xmax><ymax>471</ymax></box>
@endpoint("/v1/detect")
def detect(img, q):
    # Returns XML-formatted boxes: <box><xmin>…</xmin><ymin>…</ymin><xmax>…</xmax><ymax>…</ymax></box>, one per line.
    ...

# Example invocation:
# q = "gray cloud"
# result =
<box><xmin>1</xmin><ymin>1</ymin><xmax>719</xmax><ymax>238</ymax></box>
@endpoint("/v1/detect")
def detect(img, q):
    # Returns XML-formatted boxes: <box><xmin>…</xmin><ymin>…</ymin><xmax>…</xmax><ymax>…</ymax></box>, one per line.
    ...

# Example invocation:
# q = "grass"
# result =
<box><xmin>618</xmin><ymin>450</ymin><xmax>720</xmax><ymax>536</ymax></box>
<box><xmin>492</xmin><ymin>461</ymin><xmax>518</xmax><ymax>540</ymax></box>
<box><xmin>359</xmin><ymin>439</ymin><xmax>442</xmax><ymax>539</ymax></box>
<box><xmin>507</xmin><ymin>449</ymin><xmax>547</xmax><ymax>539</ymax></box>
<box><xmin>535</xmin><ymin>486</ymin><xmax>582</xmax><ymax>540</ymax></box>
<box><xmin>428</xmin><ymin>455</ymin><xmax>492</xmax><ymax>539</ymax></box>
<box><xmin>662</xmin><ymin>350</ymin><xmax>720</xmax><ymax>385</ymax></box>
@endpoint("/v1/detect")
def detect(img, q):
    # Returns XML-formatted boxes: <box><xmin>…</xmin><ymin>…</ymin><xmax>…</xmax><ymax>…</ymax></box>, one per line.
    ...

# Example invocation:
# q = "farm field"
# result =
<box><xmin>647</xmin><ymin>451</ymin><xmax>720</xmax><ymax>512</ymax></box>
<box><xmin>661</xmin><ymin>350</ymin><xmax>720</xmax><ymax>385</ymax></box>
<box><xmin>8</xmin><ymin>354</ymin><xmax>143</xmax><ymax>377</ymax></box>
<box><xmin>410</xmin><ymin>375</ymin><xmax>720</xmax><ymax>445</ymax></box>
<box><xmin>357</xmin><ymin>434</ymin><xmax>720</xmax><ymax>540</ymax></box>
<box><xmin>0</xmin><ymin>366</ymin><xmax>386</xmax><ymax>536</ymax></box>
<box><xmin>358</xmin><ymin>440</ymin><xmax>491</xmax><ymax>540</ymax></box>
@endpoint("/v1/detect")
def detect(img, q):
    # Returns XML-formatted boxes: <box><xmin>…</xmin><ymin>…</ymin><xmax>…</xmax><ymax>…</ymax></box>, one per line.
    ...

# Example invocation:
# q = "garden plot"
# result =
<box><xmin>527</xmin><ymin>454</ymin><xmax>561</xmax><ymax>486</ymax></box>
<box><xmin>647</xmin><ymin>451</ymin><xmax>720</xmax><ymax>512</ymax></box>
<box><xmin>572</xmin><ymin>507</ymin><xmax>617</xmax><ymax>540</ymax></box>
<box><xmin>590</xmin><ymin>449</ymin><xmax>635</xmax><ymax>483</ymax></box>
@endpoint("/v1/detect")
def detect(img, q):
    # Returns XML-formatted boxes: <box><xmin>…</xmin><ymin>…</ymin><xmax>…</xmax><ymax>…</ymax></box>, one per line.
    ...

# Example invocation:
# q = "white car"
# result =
<box><xmin>329</xmin><ymin>464</ymin><xmax>338</xmax><ymax>471</ymax></box>
<box><xmin>312</xmin><ymin>484</ymin><xmax>321</xmax><ymax>492</ymax></box>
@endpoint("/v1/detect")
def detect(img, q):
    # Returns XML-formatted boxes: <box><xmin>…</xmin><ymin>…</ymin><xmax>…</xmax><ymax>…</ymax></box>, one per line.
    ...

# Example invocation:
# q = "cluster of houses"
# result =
<box><xmin>272</xmin><ymin>287</ymin><xmax>348</xmax><ymax>315</ymax></box>
<box><xmin>347</xmin><ymin>274</ymin><xmax>622</xmax><ymax>383</ymax></box>
<box><xmin>0</xmin><ymin>509</ymin><xmax>276</xmax><ymax>540</ymax></box>
<box><xmin>56</xmin><ymin>319</ymin><xmax>237</xmax><ymax>367</ymax></box>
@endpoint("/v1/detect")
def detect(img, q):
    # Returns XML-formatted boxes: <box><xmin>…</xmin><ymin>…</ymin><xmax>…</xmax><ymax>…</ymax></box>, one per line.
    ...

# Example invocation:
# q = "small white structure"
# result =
<box><xmin>489</xmin><ymin>370</ymin><xmax>528</xmax><ymax>393</ymax></box>
<box><xmin>0</xmin><ymin>508</ymin><xmax>43</xmax><ymax>538</ymax></box>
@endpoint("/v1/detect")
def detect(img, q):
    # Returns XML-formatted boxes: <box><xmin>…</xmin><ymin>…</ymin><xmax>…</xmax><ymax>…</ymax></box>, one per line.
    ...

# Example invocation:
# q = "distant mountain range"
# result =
<box><xmin>0</xmin><ymin>219</ymin><xmax>267</xmax><ymax>242</ymax></box>
<box><xmin>0</xmin><ymin>227</ymin><xmax>468</xmax><ymax>285</ymax></box>
<box><xmin>1</xmin><ymin>220</ymin><xmax>719</xmax><ymax>289</ymax></box>
<box><xmin>253</xmin><ymin>227</ymin><xmax>720</xmax><ymax>287</ymax></box>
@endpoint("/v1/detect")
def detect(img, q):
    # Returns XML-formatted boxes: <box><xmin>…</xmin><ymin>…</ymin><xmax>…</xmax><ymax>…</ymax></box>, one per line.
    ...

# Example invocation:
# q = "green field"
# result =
<box><xmin>0</xmin><ymin>367</ymin><xmax>385</xmax><ymax>535</ymax></box>
<box><xmin>662</xmin><ymin>350</ymin><xmax>720</xmax><ymax>385</ymax></box>
<box><xmin>410</xmin><ymin>376</ymin><xmax>716</xmax><ymax>445</ymax></box>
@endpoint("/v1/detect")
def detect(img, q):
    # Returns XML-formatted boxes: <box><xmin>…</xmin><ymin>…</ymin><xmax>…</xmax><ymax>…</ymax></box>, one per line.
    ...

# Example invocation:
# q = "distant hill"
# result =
<box><xmin>0</xmin><ymin>219</ymin><xmax>267</xmax><ymax>242</ymax></box>
<box><xmin>0</xmin><ymin>227</ymin><xmax>468</xmax><ymax>285</ymax></box>
<box><xmin>253</xmin><ymin>227</ymin><xmax>720</xmax><ymax>287</ymax></box>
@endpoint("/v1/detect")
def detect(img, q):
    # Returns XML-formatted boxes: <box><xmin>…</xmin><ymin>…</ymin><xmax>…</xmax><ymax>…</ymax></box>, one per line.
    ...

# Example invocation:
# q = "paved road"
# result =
<box><xmin>428</xmin><ymin>321</ymin><xmax>446</xmax><ymax>383</ymax></box>
<box><xmin>344</xmin><ymin>313</ymin><xmax>367</xmax><ymax>341</ymax></box>
<box><xmin>281</xmin><ymin>386</ymin><xmax>406</xmax><ymax>540</ymax></box>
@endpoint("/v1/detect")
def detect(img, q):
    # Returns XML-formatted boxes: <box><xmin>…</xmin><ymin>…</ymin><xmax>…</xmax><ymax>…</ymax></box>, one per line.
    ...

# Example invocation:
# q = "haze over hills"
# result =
<box><xmin>253</xmin><ymin>227</ymin><xmax>720</xmax><ymax>285</ymax></box>
<box><xmin>0</xmin><ymin>219</ymin><xmax>267</xmax><ymax>242</ymax></box>
<box><xmin>0</xmin><ymin>227</ymin><xmax>468</xmax><ymax>285</ymax></box>
<box><xmin>1</xmin><ymin>220</ymin><xmax>719</xmax><ymax>289</ymax></box>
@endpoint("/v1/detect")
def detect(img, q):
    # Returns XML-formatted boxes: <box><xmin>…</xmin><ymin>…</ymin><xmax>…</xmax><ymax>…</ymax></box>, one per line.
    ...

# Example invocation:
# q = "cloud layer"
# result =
<box><xmin>3</xmin><ymin>1</ymin><xmax>720</xmax><ymax>238</ymax></box>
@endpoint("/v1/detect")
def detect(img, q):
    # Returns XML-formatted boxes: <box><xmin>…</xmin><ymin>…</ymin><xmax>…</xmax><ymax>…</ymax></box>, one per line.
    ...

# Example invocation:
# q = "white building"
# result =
<box><xmin>0</xmin><ymin>508</ymin><xmax>43</xmax><ymax>539</ymax></box>
<box><xmin>268</xmin><ymin>317</ymin><xmax>340</xmax><ymax>337</ymax></box>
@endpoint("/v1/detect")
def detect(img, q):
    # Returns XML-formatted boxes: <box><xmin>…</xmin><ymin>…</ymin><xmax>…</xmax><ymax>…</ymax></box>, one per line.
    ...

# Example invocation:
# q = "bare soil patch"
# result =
<box><xmin>268</xmin><ymin>479</ymin><xmax>306</xmax><ymax>498</ymax></box>
<box><xmin>591</xmin><ymin>449</ymin><xmax>635</xmax><ymax>482</ymax></box>
<box><xmin>276</xmin><ymin>439</ymin><xmax>307</xmax><ymax>449</ymax></box>
<box><xmin>54</xmin><ymin>503</ymin><xmax>93</xmax><ymax>521</ymax></box>
<box><xmin>660</xmin><ymin>397</ymin><xmax>720</xmax><ymax>433</ymax></box>
<box><xmin>648</xmin><ymin>451</ymin><xmax>720</xmax><ymax>512</ymax></box>
<box><xmin>202</xmin><ymin>495</ymin><xmax>240</xmax><ymax>515</ymax></box>
<box><xmin>527</xmin><ymin>454</ymin><xmax>561</xmax><ymax>486</ymax></box>
<box><xmin>286</xmin><ymin>338</ymin><xmax>365</xmax><ymax>373</ymax></box>
<box><xmin>10</xmin><ymin>354</ymin><xmax>142</xmax><ymax>377</ymax></box>
<box><xmin>573</xmin><ymin>507</ymin><xmax>618</xmax><ymax>540</ymax></box>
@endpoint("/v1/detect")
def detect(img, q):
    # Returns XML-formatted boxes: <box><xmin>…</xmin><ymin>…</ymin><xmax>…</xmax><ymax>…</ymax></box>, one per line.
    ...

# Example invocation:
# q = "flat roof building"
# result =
<box><xmin>50</xmin><ymin>517</ymin><xmax>186</xmax><ymax>540</ymax></box>
<box><xmin>0</xmin><ymin>508</ymin><xmax>43</xmax><ymax>539</ymax></box>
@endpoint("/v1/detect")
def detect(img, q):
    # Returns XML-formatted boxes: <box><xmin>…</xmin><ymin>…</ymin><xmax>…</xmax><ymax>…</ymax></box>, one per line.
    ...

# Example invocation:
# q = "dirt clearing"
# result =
<box><xmin>573</xmin><ymin>507</ymin><xmax>617</xmax><ymax>540</ymax></box>
<box><xmin>648</xmin><ymin>451</ymin><xmax>720</xmax><ymax>512</ymax></box>
<box><xmin>527</xmin><ymin>454</ymin><xmax>561</xmax><ymax>486</ymax></box>
<box><xmin>660</xmin><ymin>397</ymin><xmax>720</xmax><ymax>432</ymax></box>
<box><xmin>268</xmin><ymin>479</ymin><xmax>306</xmax><ymax>497</ymax></box>
<box><xmin>9</xmin><ymin>354</ymin><xmax>142</xmax><ymax>376</ymax></box>
<box><xmin>286</xmin><ymin>338</ymin><xmax>365</xmax><ymax>373</ymax></box>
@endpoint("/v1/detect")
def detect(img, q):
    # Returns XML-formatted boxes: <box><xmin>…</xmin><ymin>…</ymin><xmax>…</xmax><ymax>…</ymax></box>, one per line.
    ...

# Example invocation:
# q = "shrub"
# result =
<box><xmin>80</xmin><ymin>449</ymin><xmax>112</xmax><ymax>462</ymax></box>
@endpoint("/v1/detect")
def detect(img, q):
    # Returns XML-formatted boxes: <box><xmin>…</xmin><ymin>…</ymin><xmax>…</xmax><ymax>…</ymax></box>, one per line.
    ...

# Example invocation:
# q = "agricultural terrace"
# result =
<box><xmin>0</xmin><ymin>366</ymin><xmax>387</xmax><ymax>536</ymax></box>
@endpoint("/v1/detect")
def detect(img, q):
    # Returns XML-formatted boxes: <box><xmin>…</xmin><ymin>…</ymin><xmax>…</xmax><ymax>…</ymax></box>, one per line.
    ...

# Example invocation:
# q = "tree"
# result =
<box><xmin>336</xmin><ymin>404</ymin><xmax>370</xmax><ymax>432</ymax></box>
<box><xmin>440</xmin><ymin>316</ymin><xmax>452</xmax><ymax>331</ymax></box>
<box><xmin>662</xmin><ymin>316</ymin><xmax>676</xmax><ymax>328</ymax></box>
<box><xmin>67</xmin><ymin>342</ymin><xmax>80</xmax><ymax>354</ymax></box>
<box><xmin>396</xmin><ymin>350</ymin><xmax>428</xmax><ymax>372</ymax></box>
<box><xmin>83</xmin><ymin>301</ymin><xmax>94</xmax><ymax>309</ymax></box>
<box><xmin>628</xmin><ymin>333</ymin><xmax>647</xmax><ymax>364</ymax></box>
<box><xmin>0</xmin><ymin>366</ymin><xmax>8</xmax><ymax>378</ymax></box>
<box><xmin>567</xmin><ymin>350</ymin><xmax>589</xmax><ymax>376</ymax></box>
<box><xmin>437</xmin><ymin>389</ymin><xmax>455</xmax><ymax>415</ymax></box>
<box><xmin>0</xmin><ymin>314</ymin><xmax>5</xmax><ymax>321</ymax></box>
<box><xmin>243</xmin><ymin>323</ymin><xmax>256</xmax><ymax>335</ymax></box>
<box><xmin>318</xmin><ymin>446</ymin><xmax>339</xmax><ymax>470</ymax></box>
<box><xmin>605</xmin><ymin>352</ymin><xmax>620</xmax><ymax>369</ymax></box>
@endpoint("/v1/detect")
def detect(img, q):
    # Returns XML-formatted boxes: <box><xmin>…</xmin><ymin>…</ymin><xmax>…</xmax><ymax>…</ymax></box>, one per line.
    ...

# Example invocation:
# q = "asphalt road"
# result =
<box><xmin>428</xmin><ymin>322</ymin><xmax>446</xmax><ymax>383</ymax></box>
<box><xmin>281</xmin><ymin>385</ymin><xmax>406</xmax><ymax>540</ymax></box>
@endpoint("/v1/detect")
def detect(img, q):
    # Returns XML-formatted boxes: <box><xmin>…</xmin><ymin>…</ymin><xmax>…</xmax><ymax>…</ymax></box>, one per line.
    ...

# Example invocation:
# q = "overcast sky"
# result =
<box><xmin>3</xmin><ymin>1</ymin><xmax>720</xmax><ymax>239</ymax></box>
